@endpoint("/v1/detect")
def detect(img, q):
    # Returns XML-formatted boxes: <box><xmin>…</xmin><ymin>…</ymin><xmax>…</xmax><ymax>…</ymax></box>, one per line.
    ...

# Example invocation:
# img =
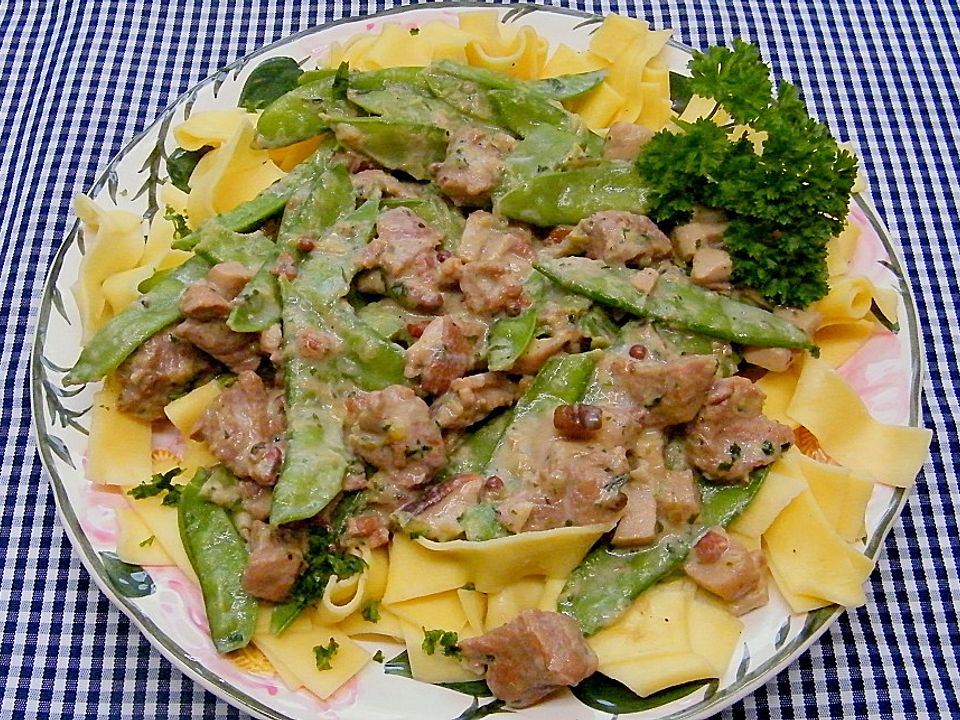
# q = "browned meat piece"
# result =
<box><xmin>671</xmin><ymin>208</ymin><xmax>727</xmax><ymax>261</ymax></box>
<box><xmin>115</xmin><ymin>327</ymin><xmax>216</xmax><ymax>421</ymax></box>
<box><xmin>260</xmin><ymin>323</ymin><xmax>283</xmax><ymax>368</ymax></box>
<box><xmin>174</xmin><ymin>318</ymin><xmax>262</xmax><ymax>373</ymax></box>
<box><xmin>431</xmin><ymin>373</ymin><xmax>520</xmax><ymax>430</ymax></box>
<box><xmin>565</xmin><ymin>211</ymin><xmax>672</xmax><ymax>267</ymax></box>
<box><xmin>192</xmin><ymin>371</ymin><xmax>285</xmax><ymax>485</ymax></box>
<box><xmin>742</xmin><ymin>346</ymin><xmax>794</xmax><ymax>373</ymax></box>
<box><xmin>241</xmin><ymin>521</ymin><xmax>305</xmax><ymax>603</ymax></box>
<box><xmin>351</xmin><ymin>169</ymin><xmax>422</xmax><ymax>200</ymax></box>
<box><xmin>683</xmin><ymin>527</ymin><xmax>769</xmax><ymax>615</ymax></box>
<box><xmin>180</xmin><ymin>262</ymin><xmax>253</xmax><ymax>320</ymax></box>
<box><xmin>609</xmin><ymin>354</ymin><xmax>717</xmax><ymax>427</ymax></box>
<box><xmin>397</xmin><ymin>472</ymin><xmax>485</xmax><ymax>541</ymax></box>
<box><xmin>344</xmin><ymin>385</ymin><xmax>446</xmax><ymax>487</ymax></box>
<box><xmin>690</xmin><ymin>246</ymin><xmax>732</xmax><ymax>289</ymax></box>
<box><xmin>602</xmin><ymin>121</ymin><xmax>654</xmax><ymax>161</ymax></box>
<box><xmin>611</xmin><ymin>478</ymin><xmax>657</xmax><ymax>546</ymax></box>
<box><xmin>775</xmin><ymin>307</ymin><xmax>823</xmax><ymax>336</ymax></box>
<box><xmin>685</xmin><ymin>377</ymin><xmax>794</xmax><ymax>482</ymax></box>
<box><xmin>459</xmin><ymin>610</ymin><xmax>598</xmax><ymax>708</ymax></box>
<box><xmin>296</xmin><ymin>327</ymin><xmax>341</xmax><ymax>360</ymax></box>
<box><xmin>628</xmin><ymin>428</ymin><xmax>701</xmax><ymax>528</ymax></box>
<box><xmin>343</xmin><ymin>512</ymin><xmax>392</xmax><ymax>549</ymax></box>
<box><xmin>361</xmin><ymin>207</ymin><xmax>447</xmax><ymax>311</ymax></box>
<box><xmin>457</xmin><ymin>211</ymin><xmax>534</xmax><ymax>315</ymax></box>
<box><xmin>432</xmin><ymin>126</ymin><xmax>516</xmax><ymax>207</ymax></box>
<box><xmin>405</xmin><ymin>316</ymin><xmax>485</xmax><ymax>395</ymax></box>
<box><xmin>239</xmin><ymin>480</ymin><xmax>272</xmax><ymax>521</ymax></box>
<box><xmin>509</xmin><ymin>433</ymin><xmax>629</xmax><ymax>533</ymax></box>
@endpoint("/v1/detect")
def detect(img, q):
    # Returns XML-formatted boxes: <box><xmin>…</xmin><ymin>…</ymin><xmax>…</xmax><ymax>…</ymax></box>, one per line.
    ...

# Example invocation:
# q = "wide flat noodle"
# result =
<box><xmin>381</xmin><ymin>533</ymin><xmax>470</xmax><ymax>604</ymax></box>
<box><xmin>814</xmin><ymin>320</ymin><xmax>875</xmax><ymax>367</ymax></box>
<box><xmin>787</xmin><ymin>358</ymin><xmax>932</xmax><ymax>487</ymax></box>
<box><xmin>729</xmin><ymin>451</ymin><xmax>807</xmax><ymax>538</ymax></box>
<box><xmin>793</xmin><ymin>452</ymin><xmax>873</xmax><ymax>542</ymax></box>
<box><xmin>755</xmin><ymin>364</ymin><xmax>801</xmax><ymax>428</ymax></box>
<box><xmin>764</xmin><ymin>490</ymin><xmax>875</xmax><ymax>610</ymax></box>
<box><xmin>484</xmin><ymin>577</ymin><xmax>546</xmax><ymax>631</ymax></box>
<box><xmin>252</xmin><ymin>610</ymin><xmax>370</xmax><ymax>698</ymax></box>
<box><xmin>399</xmin><ymin>620</ymin><xmax>477</xmax><ymax>683</ymax></box>
<box><xmin>87</xmin><ymin>380</ymin><xmax>152</xmax><ymax>487</ymax></box>
<box><xmin>186</xmin><ymin>117</ymin><xmax>285</xmax><ymax>226</ymax></box>
<box><xmin>414</xmin><ymin>523</ymin><xmax>610</xmax><ymax>593</ymax></box>
<box><xmin>124</xmin><ymin>495</ymin><xmax>197</xmax><ymax>584</ymax></box>
<box><xmin>115</xmin><ymin>506</ymin><xmax>173</xmax><ymax>566</ymax></box>
<box><xmin>163</xmin><ymin>380</ymin><xmax>222</xmax><ymax>437</ymax></box>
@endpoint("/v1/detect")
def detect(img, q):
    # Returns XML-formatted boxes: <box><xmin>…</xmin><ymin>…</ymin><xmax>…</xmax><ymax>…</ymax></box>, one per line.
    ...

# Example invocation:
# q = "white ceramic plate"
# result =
<box><xmin>31</xmin><ymin>4</ymin><xmax>924</xmax><ymax>719</ymax></box>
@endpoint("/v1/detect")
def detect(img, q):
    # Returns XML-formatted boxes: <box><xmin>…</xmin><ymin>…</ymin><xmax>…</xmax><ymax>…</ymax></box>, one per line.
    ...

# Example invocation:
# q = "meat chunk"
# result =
<box><xmin>671</xmin><ymin>208</ymin><xmax>727</xmax><ymax>262</ymax></box>
<box><xmin>506</xmin><ymin>432</ymin><xmax>629</xmax><ymax>533</ymax></box>
<box><xmin>361</xmin><ymin>208</ymin><xmax>448</xmax><ymax>311</ymax></box>
<box><xmin>457</xmin><ymin>211</ymin><xmax>534</xmax><ymax>315</ymax></box>
<box><xmin>609</xmin><ymin>354</ymin><xmax>717</xmax><ymax>427</ymax></box>
<box><xmin>683</xmin><ymin>527</ymin><xmax>769</xmax><ymax>615</ymax></box>
<box><xmin>459</xmin><ymin>610</ymin><xmax>598</xmax><ymax>708</ymax></box>
<box><xmin>174</xmin><ymin>318</ymin><xmax>262</xmax><ymax>373</ymax></box>
<box><xmin>404</xmin><ymin>316</ymin><xmax>485</xmax><ymax>395</ymax></box>
<box><xmin>690</xmin><ymin>246</ymin><xmax>732</xmax><ymax>288</ymax></box>
<box><xmin>431</xmin><ymin>372</ymin><xmax>519</xmax><ymax>430</ymax></box>
<box><xmin>629</xmin><ymin>428</ymin><xmax>701</xmax><ymax>527</ymax></box>
<box><xmin>192</xmin><ymin>371</ymin><xmax>285</xmax><ymax>485</ymax></box>
<box><xmin>344</xmin><ymin>385</ymin><xmax>446</xmax><ymax>487</ymax></box>
<box><xmin>685</xmin><ymin>377</ymin><xmax>794</xmax><ymax>482</ymax></box>
<box><xmin>351</xmin><ymin>169</ymin><xmax>422</xmax><ymax>200</ymax></box>
<box><xmin>432</xmin><ymin>126</ymin><xmax>516</xmax><ymax>207</ymax></box>
<box><xmin>602</xmin><ymin>121</ymin><xmax>654</xmax><ymax>161</ymax></box>
<box><xmin>611</xmin><ymin>478</ymin><xmax>657</xmax><ymax>546</ymax></box>
<box><xmin>115</xmin><ymin>327</ymin><xmax>216</xmax><ymax>421</ymax></box>
<box><xmin>513</xmin><ymin>328</ymin><xmax>581</xmax><ymax>374</ymax></box>
<box><xmin>241</xmin><ymin>521</ymin><xmax>304</xmax><ymax>603</ymax></box>
<box><xmin>179</xmin><ymin>262</ymin><xmax>252</xmax><ymax>320</ymax></box>
<box><xmin>397</xmin><ymin>472</ymin><xmax>485</xmax><ymax>541</ymax></box>
<box><xmin>565</xmin><ymin>211</ymin><xmax>672</xmax><ymax>267</ymax></box>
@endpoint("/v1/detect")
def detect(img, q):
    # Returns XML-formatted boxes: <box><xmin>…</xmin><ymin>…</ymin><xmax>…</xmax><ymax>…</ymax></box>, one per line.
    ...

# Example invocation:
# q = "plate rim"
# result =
<box><xmin>28</xmin><ymin>3</ymin><xmax>929</xmax><ymax>719</ymax></box>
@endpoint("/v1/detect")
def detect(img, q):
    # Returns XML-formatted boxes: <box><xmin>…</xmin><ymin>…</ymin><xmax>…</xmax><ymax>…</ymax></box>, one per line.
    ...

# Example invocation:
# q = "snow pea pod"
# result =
<box><xmin>534</xmin><ymin>257</ymin><xmax>815</xmax><ymax>350</ymax></box>
<box><xmin>178</xmin><ymin>466</ymin><xmax>258</xmax><ymax>653</ymax></box>
<box><xmin>174</xmin><ymin>143</ymin><xmax>335</xmax><ymax>250</ymax></box>
<box><xmin>329</xmin><ymin>117</ymin><xmax>448</xmax><ymax>180</ymax></box>
<box><xmin>64</xmin><ymin>256</ymin><xmax>211</xmax><ymax>385</ymax></box>
<box><xmin>495</xmin><ymin>163</ymin><xmax>649</xmax><ymax>226</ymax></box>
<box><xmin>382</xmin><ymin>193</ymin><xmax>465</xmax><ymax>250</ymax></box>
<box><xmin>530</xmin><ymin>70</ymin><xmax>607</xmax><ymax>100</ymax></box>
<box><xmin>498</xmin><ymin>125</ymin><xmax>581</xmax><ymax>188</ymax></box>
<box><xmin>227</xmin><ymin>252</ymin><xmax>281</xmax><ymax>332</ymax></box>
<box><xmin>255</xmin><ymin>76</ymin><xmax>355</xmax><ymax>149</ymax></box>
<box><xmin>192</xmin><ymin>222</ymin><xmax>276</xmax><ymax>268</ymax></box>
<box><xmin>558</xmin><ymin>470</ymin><xmax>768</xmax><ymax>635</ymax></box>
<box><xmin>486</xmin><ymin>306</ymin><xmax>538</xmax><ymax>372</ymax></box>
<box><xmin>441</xmin><ymin>410</ymin><xmax>514</xmax><ymax>480</ymax></box>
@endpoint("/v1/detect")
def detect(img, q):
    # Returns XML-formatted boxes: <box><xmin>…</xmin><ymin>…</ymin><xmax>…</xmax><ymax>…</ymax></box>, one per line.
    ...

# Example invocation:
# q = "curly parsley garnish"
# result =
<box><xmin>636</xmin><ymin>39</ymin><xmax>857</xmax><ymax>307</ymax></box>
<box><xmin>128</xmin><ymin>468</ymin><xmax>184</xmax><ymax>506</ymax></box>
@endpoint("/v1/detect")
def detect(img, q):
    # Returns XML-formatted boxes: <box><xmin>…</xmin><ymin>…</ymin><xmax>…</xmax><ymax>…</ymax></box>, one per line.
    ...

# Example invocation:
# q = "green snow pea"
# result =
<box><xmin>534</xmin><ymin>257</ymin><xmax>815</xmax><ymax>350</ymax></box>
<box><xmin>227</xmin><ymin>253</ymin><xmax>282</xmax><ymax>332</ymax></box>
<box><xmin>495</xmin><ymin>162</ymin><xmax>649</xmax><ymax>226</ymax></box>
<box><xmin>64</xmin><ymin>256</ymin><xmax>211</xmax><ymax>384</ymax></box>
<box><xmin>255</xmin><ymin>76</ymin><xmax>355</xmax><ymax>149</ymax></box>
<box><xmin>558</xmin><ymin>470</ymin><xmax>768</xmax><ymax>635</ymax></box>
<box><xmin>329</xmin><ymin>117</ymin><xmax>449</xmax><ymax>180</ymax></box>
<box><xmin>178</xmin><ymin>467</ymin><xmax>258</xmax><ymax>653</ymax></box>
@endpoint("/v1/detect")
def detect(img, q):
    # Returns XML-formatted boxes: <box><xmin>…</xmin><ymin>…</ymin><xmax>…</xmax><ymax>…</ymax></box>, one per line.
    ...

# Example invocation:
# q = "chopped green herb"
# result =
<box><xmin>166</xmin><ymin>146</ymin><xmax>210</xmax><ymax>193</ymax></box>
<box><xmin>422</xmin><ymin>629</ymin><xmax>461</xmax><ymax>658</ymax></box>
<box><xmin>163</xmin><ymin>206</ymin><xmax>191</xmax><ymax>240</ymax></box>
<box><xmin>128</xmin><ymin>468</ymin><xmax>184</xmax><ymax>506</ymax></box>
<box><xmin>313</xmin><ymin>638</ymin><xmax>340</xmax><ymax>671</ymax></box>
<box><xmin>138</xmin><ymin>535</ymin><xmax>155</xmax><ymax>548</ymax></box>
<box><xmin>286</xmin><ymin>525</ymin><xmax>367</xmax><ymax>613</ymax></box>
<box><xmin>372</xmin><ymin>649</ymin><xmax>385</xmax><ymax>663</ymax></box>
<box><xmin>361</xmin><ymin>600</ymin><xmax>381</xmax><ymax>623</ymax></box>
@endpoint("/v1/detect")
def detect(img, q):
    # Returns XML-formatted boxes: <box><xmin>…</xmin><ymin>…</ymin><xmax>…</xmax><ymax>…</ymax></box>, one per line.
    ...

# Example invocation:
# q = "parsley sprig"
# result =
<box><xmin>128</xmin><ymin>468</ymin><xmax>184</xmax><ymax>506</ymax></box>
<box><xmin>637</xmin><ymin>39</ymin><xmax>858</xmax><ymax>307</ymax></box>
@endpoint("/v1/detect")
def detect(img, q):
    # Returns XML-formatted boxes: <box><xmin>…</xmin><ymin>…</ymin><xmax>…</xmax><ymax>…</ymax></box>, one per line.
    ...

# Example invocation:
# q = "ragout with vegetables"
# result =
<box><xmin>67</xmin><ymin>35</ymin><xmax>860</xmax><ymax>708</ymax></box>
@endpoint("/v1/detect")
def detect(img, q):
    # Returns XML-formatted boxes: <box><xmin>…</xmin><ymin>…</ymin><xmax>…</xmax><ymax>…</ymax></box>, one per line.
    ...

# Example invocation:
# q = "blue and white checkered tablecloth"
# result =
<box><xmin>1</xmin><ymin>1</ymin><xmax>956</xmax><ymax>717</ymax></box>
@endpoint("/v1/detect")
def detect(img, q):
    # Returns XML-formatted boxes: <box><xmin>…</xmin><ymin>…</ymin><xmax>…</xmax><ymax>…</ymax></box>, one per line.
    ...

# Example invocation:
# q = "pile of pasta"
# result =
<box><xmin>73</xmin><ymin>10</ymin><xmax>933</xmax><ymax>705</ymax></box>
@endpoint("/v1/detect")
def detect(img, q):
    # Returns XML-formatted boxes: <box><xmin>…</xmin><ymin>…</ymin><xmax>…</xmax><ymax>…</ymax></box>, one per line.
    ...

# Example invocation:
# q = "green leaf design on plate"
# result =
<box><xmin>46</xmin><ymin>434</ymin><xmax>76</xmax><ymax>469</ymax></box>
<box><xmin>670</xmin><ymin>72</ymin><xmax>695</xmax><ymax>114</ymax></box>
<box><xmin>501</xmin><ymin>5</ymin><xmax>541</xmax><ymax>24</ymax></box>
<box><xmin>571</xmin><ymin>672</ymin><xmax>712</xmax><ymax>713</ymax></box>
<box><xmin>384</xmin><ymin>651</ymin><xmax>493</xmax><ymax>697</ymax></box>
<box><xmin>453</xmin><ymin>697</ymin><xmax>512</xmax><ymax>720</ymax></box>
<box><xmin>773</xmin><ymin>618</ymin><xmax>792</xmax><ymax>650</ymax></box>
<box><xmin>100</xmin><ymin>552</ymin><xmax>156</xmax><ymax>598</ymax></box>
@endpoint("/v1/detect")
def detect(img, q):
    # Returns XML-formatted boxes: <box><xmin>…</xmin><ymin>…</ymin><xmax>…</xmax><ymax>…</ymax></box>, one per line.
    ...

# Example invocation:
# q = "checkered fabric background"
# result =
<box><xmin>1</xmin><ymin>0</ymin><xmax>956</xmax><ymax>717</ymax></box>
